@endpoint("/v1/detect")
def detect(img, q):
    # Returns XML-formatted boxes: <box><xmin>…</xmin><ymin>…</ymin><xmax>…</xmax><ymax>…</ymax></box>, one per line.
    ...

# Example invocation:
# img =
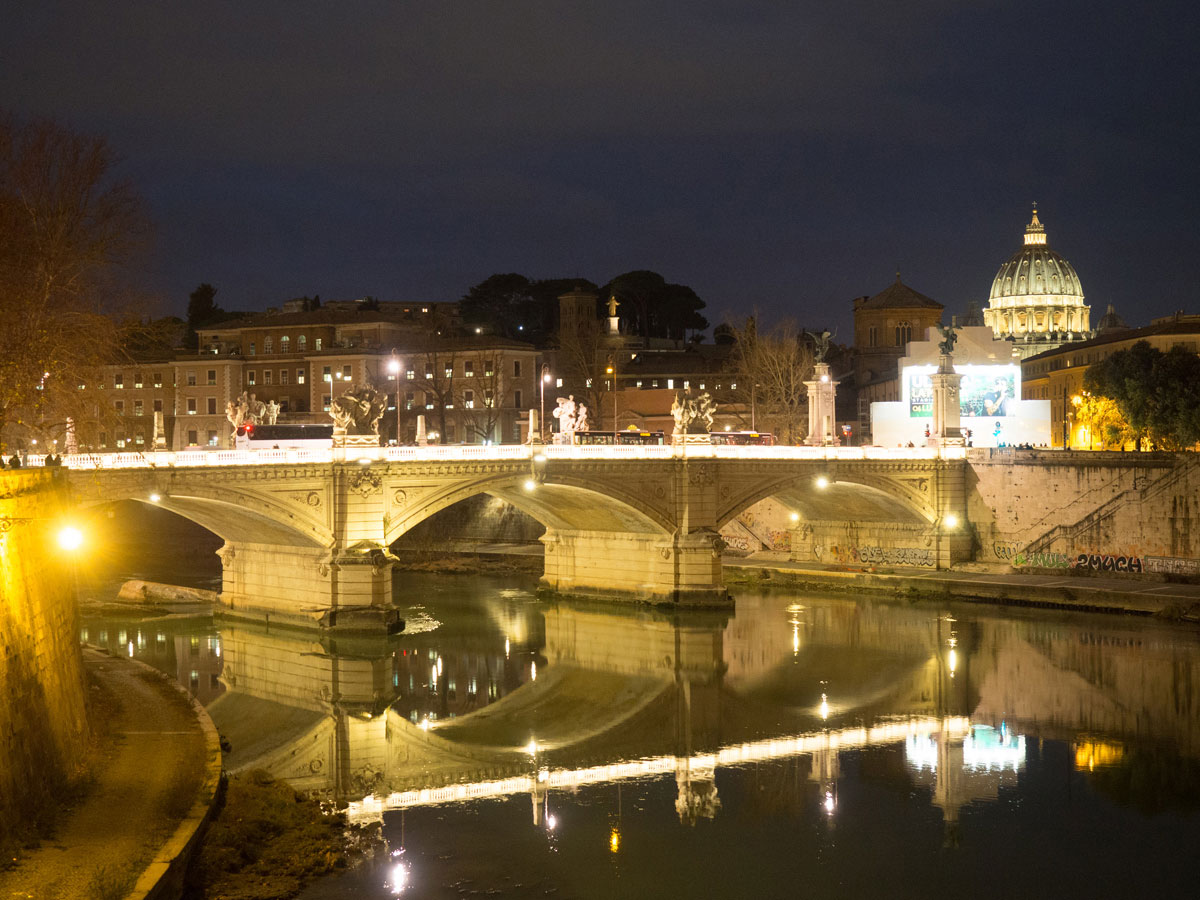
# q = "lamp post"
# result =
<box><xmin>388</xmin><ymin>352</ymin><xmax>402</xmax><ymax>445</ymax></box>
<box><xmin>605</xmin><ymin>356</ymin><xmax>616</xmax><ymax>435</ymax></box>
<box><xmin>540</xmin><ymin>364</ymin><xmax>552</xmax><ymax>442</ymax></box>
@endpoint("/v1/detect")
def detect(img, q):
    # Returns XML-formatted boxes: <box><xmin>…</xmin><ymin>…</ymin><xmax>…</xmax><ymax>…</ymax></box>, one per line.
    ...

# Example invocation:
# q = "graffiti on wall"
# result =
<box><xmin>992</xmin><ymin>540</ymin><xmax>1151</xmax><ymax>573</ymax></box>
<box><xmin>1072</xmin><ymin>553</ymin><xmax>1143</xmax><ymax>573</ymax></box>
<box><xmin>827</xmin><ymin>544</ymin><xmax>935</xmax><ymax>568</ymax></box>
<box><xmin>1143</xmin><ymin>555</ymin><xmax>1200</xmax><ymax>576</ymax></box>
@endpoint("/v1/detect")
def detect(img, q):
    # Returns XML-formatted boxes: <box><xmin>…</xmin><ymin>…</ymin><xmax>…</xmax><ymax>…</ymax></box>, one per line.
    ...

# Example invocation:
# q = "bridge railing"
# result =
<box><xmin>38</xmin><ymin>443</ymin><xmax>968</xmax><ymax>470</ymax></box>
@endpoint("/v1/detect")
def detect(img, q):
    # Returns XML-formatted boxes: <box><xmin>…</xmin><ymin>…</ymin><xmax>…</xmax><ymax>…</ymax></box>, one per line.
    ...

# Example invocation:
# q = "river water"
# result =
<box><xmin>80</xmin><ymin>519</ymin><xmax>1200</xmax><ymax>899</ymax></box>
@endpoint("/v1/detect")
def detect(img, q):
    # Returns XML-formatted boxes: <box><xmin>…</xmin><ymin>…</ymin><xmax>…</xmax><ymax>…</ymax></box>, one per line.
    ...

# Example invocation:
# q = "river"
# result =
<box><xmin>79</xmin><ymin>508</ymin><xmax>1200</xmax><ymax>898</ymax></box>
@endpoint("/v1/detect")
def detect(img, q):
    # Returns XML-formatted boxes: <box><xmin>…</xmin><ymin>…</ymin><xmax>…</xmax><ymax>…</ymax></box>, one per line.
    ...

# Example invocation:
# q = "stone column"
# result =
<box><xmin>217</xmin><ymin>542</ymin><xmax>402</xmax><ymax>631</ymax></box>
<box><xmin>539</xmin><ymin>529</ymin><xmax>729</xmax><ymax>606</ymax></box>
<box><xmin>804</xmin><ymin>362</ymin><xmax>839</xmax><ymax>446</ymax></box>
<box><xmin>930</xmin><ymin>355</ymin><xmax>964</xmax><ymax>447</ymax></box>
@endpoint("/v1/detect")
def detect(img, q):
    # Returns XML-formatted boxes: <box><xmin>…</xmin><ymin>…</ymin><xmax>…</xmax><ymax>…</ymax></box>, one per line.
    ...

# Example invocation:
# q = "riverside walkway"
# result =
<box><xmin>0</xmin><ymin>650</ymin><xmax>219</xmax><ymax>900</ymax></box>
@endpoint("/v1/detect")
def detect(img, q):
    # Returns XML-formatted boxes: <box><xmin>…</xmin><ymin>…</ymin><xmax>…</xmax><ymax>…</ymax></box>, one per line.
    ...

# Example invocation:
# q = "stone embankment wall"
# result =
<box><xmin>0</xmin><ymin>470</ymin><xmax>89</xmax><ymax>844</ymax></box>
<box><xmin>967</xmin><ymin>449</ymin><xmax>1199</xmax><ymax>575</ymax></box>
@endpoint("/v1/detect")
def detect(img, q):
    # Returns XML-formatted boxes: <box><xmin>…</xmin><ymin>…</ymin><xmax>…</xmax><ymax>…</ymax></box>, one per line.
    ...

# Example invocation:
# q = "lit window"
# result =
<box><xmin>464</xmin><ymin>390</ymin><xmax>475</xmax><ymax>408</ymax></box>
<box><xmin>114</xmin><ymin>374</ymin><xmax>124</xmax><ymax>389</ymax></box>
<box><xmin>247</xmin><ymin>371</ymin><xmax>256</xmax><ymax>385</ymax></box>
<box><xmin>280</xmin><ymin>336</ymin><xmax>290</xmax><ymax>351</ymax></box>
<box><xmin>297</xmin><ymin>368</ymin><xmax>306</xmax><ymax>384</ymax></box>
<box><xmin>133</xmin><ymin>400</ymin><xmax>143</xmax><ymax>416</ymax></box>
<box><xmin>323</xmin><ymin>366</ymin><xmax>331</xmax><ymax>382</ymax></box>
<box><xmin>343</xmin><ymin>365</ymin><xmax>352</xmax><ymax>380</ymax></box>
<box><xmin>153</xmin><ymin>372</ymin><xmax>162</xmax><ymax>387</ymax></box>
<box><xmin>298</xmin><ymin>335</ymin><xmax>307</xmax><ymax>350</ymax></box>
<box><xmin>187</xmin><ymin>398</ymin><xmax>196</xmax><ymax>415</ymax></box>
<box><xmin>314</xmin><ymin>338</ymin><xmax>322</xmax><ymax>350</ymax></box>
<box><xmin>134</xmin><ymin>373</ymin><xmax>143</xmax><ymax>388</ymax></box>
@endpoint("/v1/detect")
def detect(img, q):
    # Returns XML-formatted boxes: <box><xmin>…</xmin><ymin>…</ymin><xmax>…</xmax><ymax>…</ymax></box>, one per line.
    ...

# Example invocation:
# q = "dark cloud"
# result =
<box><xmin>4</xmin><ymin>1</ymin><xmax>1198</xmax><ymax>333</ymax></box>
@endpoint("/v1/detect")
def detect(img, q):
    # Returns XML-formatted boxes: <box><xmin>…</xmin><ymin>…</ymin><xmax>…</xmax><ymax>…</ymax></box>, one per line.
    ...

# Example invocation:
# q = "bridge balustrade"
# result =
<box><xmin>27</xmin><ymin>443</ymin><xmax>969</xmax><ymax>470</ymax></box>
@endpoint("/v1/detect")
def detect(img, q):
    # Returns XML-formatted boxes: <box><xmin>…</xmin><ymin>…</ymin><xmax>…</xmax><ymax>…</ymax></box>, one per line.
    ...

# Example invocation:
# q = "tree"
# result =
<box><xmin>460</xmin><ymin>274</ymin><xmax>539</xmax><ymax>341</ymax></box>
<box><xmin>603</xmin><ymin>271</ymin><xmax>708</xmax><ymax>343</ymax></box>
<box><xmin>186</xmin><ymin>283</ymin><xmax>223</xmax><ymax>348</ymax></box>
<box><xmin>0</xmin><ymin>114</ymin><xmax>146</xmax><ymax>447</ymax></box>
<box><xmin>728</xmin><ymin>318</ymin><xmax>814</xmax><ymax>444</ymax></box>
<box><xmin>1085</xmin><ymin>341</ymin><xmax>1200</xmax><ymax>450</ymax></box>
<box><xmin>1072</xmin><ymin>393</ymin><xmax>1134</xmax><ymax>449</ymax></box>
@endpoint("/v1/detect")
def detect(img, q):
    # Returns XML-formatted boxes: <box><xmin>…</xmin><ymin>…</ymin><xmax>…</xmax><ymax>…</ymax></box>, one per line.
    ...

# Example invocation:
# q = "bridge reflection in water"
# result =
<box><xmin>83</xmin><ymin>578</ymin><xmax>1200</xmax><ymax>853</ymax></box>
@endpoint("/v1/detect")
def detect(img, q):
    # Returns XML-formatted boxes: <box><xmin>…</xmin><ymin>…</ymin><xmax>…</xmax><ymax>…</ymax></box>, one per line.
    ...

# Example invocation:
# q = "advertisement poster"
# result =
<box><xmin>906</xmin><ymin>365</ymin><xmax>1017</xmax><ymax>418</ymax></box>
<box><xmin>960</xmin><ymin>369</ymin><xmax>1016</xmax><ymax>417</ymax></box>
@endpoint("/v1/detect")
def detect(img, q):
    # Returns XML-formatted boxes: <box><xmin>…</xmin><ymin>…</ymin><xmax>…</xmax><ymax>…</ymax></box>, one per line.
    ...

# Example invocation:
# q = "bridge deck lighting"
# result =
<box><xmin>533</xmin><ymin>453</ymin><xmax>546</xmax><ymax>463</ymax></box>
<box><xmin>148</xmin><ymin>492</ymin><xmax>161</xmax><ymax>503</ymax></box>
<box><xmin>357</xmin><ymin>457</ymin><xmax>372</xmax><ymax>466</ymax></box>
<box><xmin>815</xmin><ymin>475</ymin><xmax>830</xmax><ymax>490</ymax></box>
<box><xmin>523</xmin><ymin>478</ymin><xmax>537</xmax><ymax>491</ymax></box>
<box><xmin>57</xmin><ymin>525</ymin><xmax>84</xmax><ymax>552</ymax></box>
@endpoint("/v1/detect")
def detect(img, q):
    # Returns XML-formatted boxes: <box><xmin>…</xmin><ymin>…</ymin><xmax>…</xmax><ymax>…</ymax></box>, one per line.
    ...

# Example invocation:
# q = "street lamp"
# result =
<box><xmin>540</xmin><ymin>365</ymin><xmax>552</xmax><ymax>442</ymax></box>
<box><xmin>605</xmin><ymin>356</ymin><xmax>616</xmax><ymax>434</ymax></box>
<box><xmin>388</xmin><ymin>352</ymin><xmax>402</xmax><ymax>445</ymax></box>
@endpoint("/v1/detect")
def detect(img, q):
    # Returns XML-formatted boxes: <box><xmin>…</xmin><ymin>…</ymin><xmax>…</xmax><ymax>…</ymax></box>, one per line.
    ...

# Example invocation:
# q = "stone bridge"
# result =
<box><xmin>64</xmin><ymin>445</ymin><xmax>970</xmax><ymax>625</ymax></box>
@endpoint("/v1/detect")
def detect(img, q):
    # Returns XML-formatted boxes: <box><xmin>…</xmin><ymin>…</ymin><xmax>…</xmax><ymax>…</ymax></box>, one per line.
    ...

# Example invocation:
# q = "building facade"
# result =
<box><xmin>1021</xmin><ymin>313</ymin><xmax>1200</xmax><ymax>449</ymax></box>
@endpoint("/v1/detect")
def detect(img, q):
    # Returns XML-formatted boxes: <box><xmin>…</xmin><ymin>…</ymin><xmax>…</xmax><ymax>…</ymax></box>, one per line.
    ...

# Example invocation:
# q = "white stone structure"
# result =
<box><xmin>871</xmin><ymin>325</ymin><xmax>1050</xmax><ymax>448</ymax></box>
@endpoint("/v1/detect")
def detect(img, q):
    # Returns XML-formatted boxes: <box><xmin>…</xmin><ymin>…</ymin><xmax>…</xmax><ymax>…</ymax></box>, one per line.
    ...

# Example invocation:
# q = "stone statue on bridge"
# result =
<box><xmin>671</xmin><ymin>388</ymin><xmax>717</xmax><ymax>435</ymax></box>
<box><xmin>937</xmin><ymin>323</ymin><xmax>958</xmax><ymax>356</ymax></box>
<box><xmin>329</xmin><ymin>385</ymin><xmax>387</xmax><ymax>436</ymax></box>
<box><xmin>264</xmin><ymin>400</ymin><xmax>281</xmax><ymax>426</ymax></box>
<box><xmin>553</xmin><ymin>395</ymin><xmax>589</xmax><ymax>439</ymax></box>
<box><xmin>806</xmin><ymin>328</ymin><xmax>835</xmax><ymax>364</ymax></box>
<box><xmin>226</xmin><ymin>392</ymin><xmax>267</xmax><ymax>430</ymax></box>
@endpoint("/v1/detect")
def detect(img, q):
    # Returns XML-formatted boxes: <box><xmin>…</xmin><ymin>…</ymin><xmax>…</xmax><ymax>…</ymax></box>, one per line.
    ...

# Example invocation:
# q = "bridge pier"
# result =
<box><xmin>539</xmin><ymin>528</ymin><xmax>729</xmax><ymax>606</ymax></box>
<box><xmin>217</xmin><ymin>541</ymin><xmax>402</xmax><ymax>631</ymax></box>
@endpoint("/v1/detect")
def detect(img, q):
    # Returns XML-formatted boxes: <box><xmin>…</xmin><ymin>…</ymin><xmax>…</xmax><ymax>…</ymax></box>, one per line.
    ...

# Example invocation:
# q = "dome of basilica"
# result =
<box><xmin>982</xmin><ymin>207</ymin><xmax>1091</xmax><ymax>357</ymax></box>
<box><xmin>988</xmin><ymin>208</ymin><xmax>1084</xmax><ymax>306</ymax></box>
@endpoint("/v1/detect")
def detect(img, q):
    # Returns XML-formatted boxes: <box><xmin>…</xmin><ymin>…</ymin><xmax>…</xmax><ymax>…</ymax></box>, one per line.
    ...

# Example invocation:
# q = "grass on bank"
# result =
<box><xmin>188</xmin><ymin>770</ymin><xmax>374</xmax><ymax>900</ymax></box>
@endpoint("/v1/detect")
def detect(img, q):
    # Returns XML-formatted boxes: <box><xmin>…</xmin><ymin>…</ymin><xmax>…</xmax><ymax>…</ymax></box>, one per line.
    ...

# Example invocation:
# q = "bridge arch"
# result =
<box><xmin>717</xmin><ymin>470</ymin><xmax>936</xmax><ymax>530</ymax></box>
<box><xmin>69</xmin><ymin>471</ymin><xmax>329</xmax><ymax>547</ymax></box>
<box><xmin>384</xmin><ymin>471</ymin><xmax>674</xmax><ymax>546</ymax></box>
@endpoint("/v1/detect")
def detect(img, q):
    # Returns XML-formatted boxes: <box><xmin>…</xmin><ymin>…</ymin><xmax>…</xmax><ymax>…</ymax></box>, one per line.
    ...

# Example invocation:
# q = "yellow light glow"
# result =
<box><xmin>815</xmin><ymin>476</ymin><xmax>829</xmax><ymax>490</ymax></box>
<box><xmin>789</xmin><ymin>512</ymin><xmax>800</xmax><ymax>522</ymax></box>
<box><xmin>944</xmin><ymin>513</ymin><xmax>959</xmax><ymax>529</ymax></box>
<box><xmin>525</xmin><ymin>739</ymin><xmax>538</xmax><ymax>756</ymax></box>
<box><xmin>523</xmin><ymin>478</ymin><xmax>537</xmax><ymax>491</ymax></box>
<box><xmin>948</xmin><ymin>649</ymin><xmax>957</xmax><ymax>674</ymax></box>
<box><xmin>609</xmin><ymin>828</ymin><xmax>621</xmax><ymax>853</ymax></box>
<box><xmin>148</xmin><ymin>492</ymin><xmax>161</xmax><ymax>503</ymax></box>
<box><xmin>57</xmin><ymin>525</ymin><xmax>84</xmax><ymax>551</ymax></box>
<box><xmin>819</xmin><ymin>693</ymin><xmax>829</xmax><ymax>720</ymax></box>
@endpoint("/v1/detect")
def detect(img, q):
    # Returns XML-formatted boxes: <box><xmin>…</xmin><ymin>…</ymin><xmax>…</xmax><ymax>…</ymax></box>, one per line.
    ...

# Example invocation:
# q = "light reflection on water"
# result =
<box><xmin>82</xmin><ymin>575</ymin><xmax>1200</xmax><ymax>899</ymax></box>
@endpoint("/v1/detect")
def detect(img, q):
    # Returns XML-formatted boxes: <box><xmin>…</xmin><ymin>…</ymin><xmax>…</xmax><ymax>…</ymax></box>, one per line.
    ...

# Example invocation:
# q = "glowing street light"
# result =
<box><xmin>388</xmin><ymin>352</ymin><xmax>403</xmax><ymax>445</ymax></box>
<box><xmin>815</xmin><ymin>475</ymin><xmax>830</xmax><ymax>490</ymax></box>
<box><xmin>57</xmin><ymin>525</ymin><xmax>84</xmax><ymax>552</ymax></box>
<box><xmin>540</xmin><ymin>365</ymin><xmax>552</xmax><ymax>442</ymax></box>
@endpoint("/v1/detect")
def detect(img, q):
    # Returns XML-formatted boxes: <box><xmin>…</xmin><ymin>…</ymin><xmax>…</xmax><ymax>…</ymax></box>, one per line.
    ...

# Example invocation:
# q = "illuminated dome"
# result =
<box><xmin>984</xmin><ymin>207</ymin><xmax>1090</xmax><ymax>353</ymax></box>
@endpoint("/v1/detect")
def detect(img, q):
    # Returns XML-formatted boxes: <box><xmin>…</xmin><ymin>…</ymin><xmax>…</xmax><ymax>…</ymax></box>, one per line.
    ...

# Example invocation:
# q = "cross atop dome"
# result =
<box><xmin>1024</xmin><ymin>203</ymin><xmax>1046</xmax><ymax>245</ymax></box>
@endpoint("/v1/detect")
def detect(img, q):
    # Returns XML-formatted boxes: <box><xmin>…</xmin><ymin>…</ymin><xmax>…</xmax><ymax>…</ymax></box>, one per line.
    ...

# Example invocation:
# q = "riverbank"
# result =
<box><xmin>724</xmin><ymin>554</ymin><xmax>1200</xmax><ymax>620</ymax></box>
<box><xmin>393</xmin><ymin>542</ymin><xmax>1200</xmax><ymax>619</ymax></box>
<box><xmin>0</xmin><ymin>648</ymin><xmax>221</xmax><ymax>900</ymax></box>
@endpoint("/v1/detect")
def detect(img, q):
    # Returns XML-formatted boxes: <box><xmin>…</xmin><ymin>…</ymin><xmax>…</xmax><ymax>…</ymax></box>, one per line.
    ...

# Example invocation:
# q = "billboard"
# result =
<box><xmin>905</xmin><ymin>364</ymin><xmax>1019</xmax><ymax>418</ymax></box>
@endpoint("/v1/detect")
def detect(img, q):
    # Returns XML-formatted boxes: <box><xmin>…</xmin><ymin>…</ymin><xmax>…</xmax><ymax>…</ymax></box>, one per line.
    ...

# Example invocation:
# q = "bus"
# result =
<box><xmin>709</xmin><ymin>431</ymin><xmax>776</xmax><ymax>446</ymax></box>
<box><xmin>573</xmin><ymin>431</ymin><xmax>668</xmax><ymax>445</ymax></box>
<box><xmin>234</xmin><ymin>423</ymin><xmax>334</xmax><ymax>450</ymax></box>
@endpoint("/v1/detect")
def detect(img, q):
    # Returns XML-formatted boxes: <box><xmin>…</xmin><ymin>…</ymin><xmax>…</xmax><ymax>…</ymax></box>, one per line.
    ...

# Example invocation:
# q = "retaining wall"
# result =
<box><xmin>0</xmin><ymin>470</ymin><xmax>89</xmax><ymax>845</ymax></box>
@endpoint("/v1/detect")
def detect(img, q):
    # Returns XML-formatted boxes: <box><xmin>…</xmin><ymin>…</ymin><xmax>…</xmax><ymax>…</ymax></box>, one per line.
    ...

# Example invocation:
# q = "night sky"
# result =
<box><xmin>5</xmin><ymin>1</ymin><xmax>1198</xmax><ymax>336</ymax></box>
